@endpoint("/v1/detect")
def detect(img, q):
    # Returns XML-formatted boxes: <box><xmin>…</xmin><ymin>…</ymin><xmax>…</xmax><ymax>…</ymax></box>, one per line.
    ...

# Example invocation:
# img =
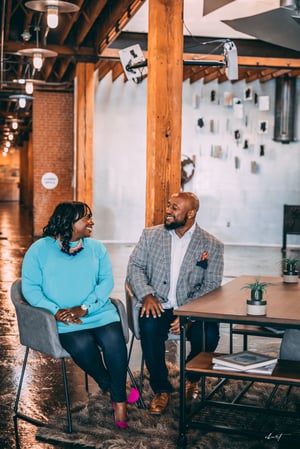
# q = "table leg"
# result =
<box><xmin>177</xmin><ymin>316</ymin><xmax>187</xmax><ymax>448</ymax></box>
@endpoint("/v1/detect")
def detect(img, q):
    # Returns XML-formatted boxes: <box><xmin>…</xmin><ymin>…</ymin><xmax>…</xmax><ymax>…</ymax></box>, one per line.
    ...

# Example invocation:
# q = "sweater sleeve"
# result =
<box><xmin>21</xmin><ymin>241</ymin><xmax>61</xmax><ymax>315</ymax></box>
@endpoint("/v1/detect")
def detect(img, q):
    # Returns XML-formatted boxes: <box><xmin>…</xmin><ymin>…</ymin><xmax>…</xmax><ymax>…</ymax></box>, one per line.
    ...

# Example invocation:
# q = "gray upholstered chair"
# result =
<box><xmin>125</xmin><ymin>280</ymin><xmax>180</xmax><ymax>401</ymax></box>
<box><xmin>11</xmin><ymin>278</ymin><xmax>141</xmax><ymax>433</ymax></box>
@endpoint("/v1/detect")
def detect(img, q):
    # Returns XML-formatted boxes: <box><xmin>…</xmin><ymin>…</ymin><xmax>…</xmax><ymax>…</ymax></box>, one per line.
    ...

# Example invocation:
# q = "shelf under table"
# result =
<box><xmin>186</xmin><ymin>352</ymin><xmax>300</xmax><ymax>386</ymax></box>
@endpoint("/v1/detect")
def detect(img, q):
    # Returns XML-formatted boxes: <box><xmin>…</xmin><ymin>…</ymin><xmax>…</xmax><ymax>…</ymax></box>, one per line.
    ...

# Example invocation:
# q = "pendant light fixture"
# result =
<box><xmin>25</xmin><ymin>1</ymin><xmax>80</xmax><ymax>29</ymax></box>
<box><xmin>17</xmin><ymin>26</ymin><xmax>57</xmax><ymax>71</ymax></box>
<box><xmin>9</xmin><ymin>94</ymin><xmax>34</xmax><ymax>109</ymax></box>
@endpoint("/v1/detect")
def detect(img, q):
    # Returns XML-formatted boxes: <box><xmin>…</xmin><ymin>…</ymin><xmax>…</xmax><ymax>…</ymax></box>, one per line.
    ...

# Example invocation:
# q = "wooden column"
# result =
<box><xmin>145</xmin><ymin>0</ymin><xmax>183</xmax><ymax>226</ymax></box>
<box><xmin>75</xmin><ymin>62</ymin><xmax>95</xmax><ymax>207</ymax></box>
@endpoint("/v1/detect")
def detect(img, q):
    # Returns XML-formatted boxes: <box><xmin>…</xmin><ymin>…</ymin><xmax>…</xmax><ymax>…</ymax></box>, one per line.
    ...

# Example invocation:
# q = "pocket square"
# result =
<box><xmin>196</xmin><ymin>251</ymin><xmax>209</xmax><ymax>269</ymax></box>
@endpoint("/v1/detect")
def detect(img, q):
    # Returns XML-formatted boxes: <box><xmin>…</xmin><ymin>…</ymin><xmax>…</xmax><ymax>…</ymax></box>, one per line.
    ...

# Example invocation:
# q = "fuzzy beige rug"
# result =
<box><xmin>36</xmin><ymin>362</ymin><xmax>300</xmax><ymax>449</ymax></box>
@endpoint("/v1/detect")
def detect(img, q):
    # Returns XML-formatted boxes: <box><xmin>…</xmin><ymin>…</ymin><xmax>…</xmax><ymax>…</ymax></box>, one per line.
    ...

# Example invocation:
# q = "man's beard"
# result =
<box><xmin>164</xmin><ymin>214</ymin><xmax>188</xmax><ymax>230</ymax></box>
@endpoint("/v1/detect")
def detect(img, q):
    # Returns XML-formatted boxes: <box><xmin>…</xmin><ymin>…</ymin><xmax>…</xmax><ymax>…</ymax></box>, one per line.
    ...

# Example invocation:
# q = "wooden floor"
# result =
<box><xmin>1</xmin><ymin>201</ymin><xmax>299</xmax><ymax>449</ymax></box>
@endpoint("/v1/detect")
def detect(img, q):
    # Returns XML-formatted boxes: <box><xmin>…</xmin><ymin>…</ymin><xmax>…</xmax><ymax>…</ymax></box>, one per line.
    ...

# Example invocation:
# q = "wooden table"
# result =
<box><xmin>175</xmin><ymin>275</ymin><xmax>300</xmax><ymax>448</ymax></box>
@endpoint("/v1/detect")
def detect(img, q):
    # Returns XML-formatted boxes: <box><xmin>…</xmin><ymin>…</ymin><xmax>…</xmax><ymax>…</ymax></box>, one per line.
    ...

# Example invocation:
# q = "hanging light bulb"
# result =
<box><xmin>33</xmin><ymin>51</ymin><xmax>43</xmax><ymax>70</ymax></box>
<box><xmin>19</xmin><ymin>97</ymin><xmax>27</xmax><ymax>108</ymax></box>
<box><xmin>12</xmin><ymin>120</ymin><xmax>18</xmax><ymax>130</ymax></box>
<box><xmin>25</xmin><ymin>80</ymin><xmax>34</xmax><ymax>94</ymax></box>
<box><xmin>47</xmin><ymin>5</ymin><xmax>59</xmax><ymax>28</ymax></box>
<box><xmin>5</xmin><ymin>141</ymin><xmax>11</xmax><ymax>148</ymax></box>
<box><xmin>8</xmin><ymin>133</ymin><xmax>14</xmax><ymax>141</ymax></box>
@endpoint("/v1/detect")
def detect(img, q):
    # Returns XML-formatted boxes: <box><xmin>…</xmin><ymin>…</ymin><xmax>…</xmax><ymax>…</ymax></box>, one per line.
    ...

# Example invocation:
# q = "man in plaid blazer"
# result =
<box><xmin>127</xmin><ymin>192</ymin><xmax>224</xmax><ymax>415</ymax></box>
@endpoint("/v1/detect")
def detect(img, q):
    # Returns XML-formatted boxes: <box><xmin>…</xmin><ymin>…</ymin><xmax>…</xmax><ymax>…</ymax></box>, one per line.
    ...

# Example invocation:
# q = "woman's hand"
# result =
<box><xmin>55</xmin><ymin>306</ymin><xmax>87</xmax><ymax>325</ymax></box>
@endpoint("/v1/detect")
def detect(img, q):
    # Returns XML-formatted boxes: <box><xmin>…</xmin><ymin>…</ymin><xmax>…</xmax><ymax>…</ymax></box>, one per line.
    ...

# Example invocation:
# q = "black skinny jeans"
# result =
<box><xmin>59</xmin><ymin>321</ymin><xmax>128</xmax><ymax>403</ymax></box>
<box><xmin>139</xmin><ymin>308</ymin><xmax>219</xmax><ymax>393</ymax></box>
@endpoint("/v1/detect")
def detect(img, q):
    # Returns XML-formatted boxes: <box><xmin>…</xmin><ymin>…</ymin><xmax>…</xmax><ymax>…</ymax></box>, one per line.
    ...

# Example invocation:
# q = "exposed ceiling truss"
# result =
<box><xmin>1</xmin><ymin>1</ymin><xmax>300</xmax><ymax>148</ymax></box>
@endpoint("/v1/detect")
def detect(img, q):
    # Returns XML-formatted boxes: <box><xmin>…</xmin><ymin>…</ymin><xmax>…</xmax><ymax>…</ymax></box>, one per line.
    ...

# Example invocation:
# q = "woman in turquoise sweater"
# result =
<box><xmin>21</xmin><ymin>201</ymin><xmax>138</xmax><ymax>428</ymax></box>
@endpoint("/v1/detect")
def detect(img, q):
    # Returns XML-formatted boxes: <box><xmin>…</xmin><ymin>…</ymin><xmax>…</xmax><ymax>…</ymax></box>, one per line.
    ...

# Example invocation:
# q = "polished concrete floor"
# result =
<box><xmin>1</xmin><ymin>201</ymin><xmax>299</xmax><ymax>449</ymax></box>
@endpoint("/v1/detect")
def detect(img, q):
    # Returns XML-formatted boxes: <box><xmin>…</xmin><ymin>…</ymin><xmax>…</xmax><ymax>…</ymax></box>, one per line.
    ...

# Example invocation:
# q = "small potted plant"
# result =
<box><xmin>282</xmin><ymin>258</ymin><xmax>299</xmax><ymax>284</ymax></box>
<box><xmin>242</xmin><ymin>278</ymin><xmax>273</xmax><ymax>315</ymax></box>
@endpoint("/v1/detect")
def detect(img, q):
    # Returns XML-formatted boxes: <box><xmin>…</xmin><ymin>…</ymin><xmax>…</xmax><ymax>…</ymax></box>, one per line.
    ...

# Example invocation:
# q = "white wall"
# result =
<box><xmin>93</xmin><ymin>73</ymin><xmax>300</xmax><ymax>247</ymax></box>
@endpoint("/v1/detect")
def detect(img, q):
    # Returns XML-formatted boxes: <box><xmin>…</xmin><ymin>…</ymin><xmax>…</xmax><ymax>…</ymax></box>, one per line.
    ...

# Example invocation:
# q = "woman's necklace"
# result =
<box><xmin>58</xmin><ymin>238</ymin><xmax>84</xmax><ymax>256</ymax></box>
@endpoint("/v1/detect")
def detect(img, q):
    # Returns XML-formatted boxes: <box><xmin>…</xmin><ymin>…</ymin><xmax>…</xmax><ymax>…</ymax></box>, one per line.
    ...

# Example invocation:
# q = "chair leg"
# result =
<box><xmin>61</xmin><ymin>358</ymin><xmax>73</xmax><ymax>433</ymax></box>
<box><xmin>14</xmin><ymin>347</ymin><xmax>46</xmax><ymax>427</ymax></box>
<box><xmin>139</xmin><ymin>354</ymin><xmax>145</xmax><ymax>392</ymax></box>
<box><xmin>14</xmin><ymin>348</ymin><xmax>73</xmax><ymax>432</ymax></box>
<box><xmin>14</xmin><ymin>346</ymin><xmax>29</xmax><ymax>415</ymax></box>
<box><xmin>84</xmin><ymin>371</ymin><xmax>89</xmax><ymax>394</ymax></box>
<box><xmin>229</xmin><ymin>324</ymin><xmax>233</xmax><ymax>353</ymax></box>
<box><xmin>127</xmin><ymin>334</ymin><xmax>146</xmax><ymax>408</ymax></box>
<box><xmin>243</xmin><ymin>334</ymin><xmax>248</xmax><ymax>351</ymax></box>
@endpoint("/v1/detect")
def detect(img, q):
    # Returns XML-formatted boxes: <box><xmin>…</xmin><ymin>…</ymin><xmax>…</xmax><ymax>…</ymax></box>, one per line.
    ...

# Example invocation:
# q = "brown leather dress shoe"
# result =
<box><xmin>149</xmin><ymin>392</ymin><xmax>170</xmax><ymax>415</ymax></box>
<box><xmin>185</xmin><ymin>380</ymin><xmax>200</xmax><ymax>401</ymax></box>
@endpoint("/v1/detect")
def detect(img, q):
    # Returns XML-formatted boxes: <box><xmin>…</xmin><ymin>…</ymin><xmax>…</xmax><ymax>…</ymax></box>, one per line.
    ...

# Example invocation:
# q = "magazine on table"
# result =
<box><xmin>212</xmin><ymin>351</ymin><xmax>277</xmax><ymax>371</ymax></box>
<box><xmin>212</xmin><ymin>362</ymin><xmax>277</xmax><ymax>375</ymax></box>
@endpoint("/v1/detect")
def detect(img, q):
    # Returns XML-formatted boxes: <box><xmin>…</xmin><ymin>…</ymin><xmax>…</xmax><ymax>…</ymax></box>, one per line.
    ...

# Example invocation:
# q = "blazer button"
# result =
<box><xmin>163</xmin><ymin>281</ymin><xmax>167</xmax><ymax>284</ymax></box>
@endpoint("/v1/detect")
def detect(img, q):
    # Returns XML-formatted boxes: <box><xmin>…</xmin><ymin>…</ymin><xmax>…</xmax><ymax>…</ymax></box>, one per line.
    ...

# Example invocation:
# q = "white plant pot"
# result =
<box><xmin>247</xmin><ymin>301</ymin><xmax>266</xmax><ymax>316</ymax></box>
<box><xmin>283</xmin><ymin>272</ymin><xmax>299</xmax><ymax>284</ymax></box>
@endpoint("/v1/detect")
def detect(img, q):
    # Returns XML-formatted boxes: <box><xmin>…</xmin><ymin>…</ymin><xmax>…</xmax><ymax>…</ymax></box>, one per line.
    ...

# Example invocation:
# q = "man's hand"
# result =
<box><xmin>55</xmin><ymin>306</ymin><xmax>86</xmax><ymax>325</ymax></box>
<box><xmin>169</xmin><ymin>317</ymin><xmax>180</xmax><ymax>334</ymax></box>
<box><xmin>140</xmin><ymin>294</ymin><xmax>164</xmax><ymax>318</ymax></box>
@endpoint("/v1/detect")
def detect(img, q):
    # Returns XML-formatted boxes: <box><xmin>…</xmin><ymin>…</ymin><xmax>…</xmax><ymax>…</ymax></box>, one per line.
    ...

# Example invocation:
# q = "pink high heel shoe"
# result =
<box><xmin>127</xmin><ymin>387</ymin><xmax>140</xmax><ymax>404</ymax></box>
<box><xmin>112</xmin><ymin>402</ymin><xmax>128</xmax><ymax>429</ymax></box>
<box><xmin>112</xmin><ymin>388</ymin><xmax>140</xmax><ymax>428</ymax></box>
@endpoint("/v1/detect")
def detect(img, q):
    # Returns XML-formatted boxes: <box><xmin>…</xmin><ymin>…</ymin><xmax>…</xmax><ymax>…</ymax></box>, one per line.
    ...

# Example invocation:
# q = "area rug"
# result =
<box><xmin>36</xmin><ymin>362</ymin><xmax>300</xmax><ymax>449</ymax></box>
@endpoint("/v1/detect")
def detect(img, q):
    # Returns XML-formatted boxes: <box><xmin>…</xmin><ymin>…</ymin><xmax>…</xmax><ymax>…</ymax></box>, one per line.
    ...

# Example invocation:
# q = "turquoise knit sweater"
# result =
<box><xmin>21</xmin><ymin>236</ymin><xmax>119</xmax><ymax>333</ymax></box>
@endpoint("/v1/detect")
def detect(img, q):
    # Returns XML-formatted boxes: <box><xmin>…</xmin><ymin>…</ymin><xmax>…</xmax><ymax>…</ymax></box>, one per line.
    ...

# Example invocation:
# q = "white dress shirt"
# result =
<box><xmin>163</xmin><ymin>223</ymin><xmax>196</xmax><ymax>309</ymax></box>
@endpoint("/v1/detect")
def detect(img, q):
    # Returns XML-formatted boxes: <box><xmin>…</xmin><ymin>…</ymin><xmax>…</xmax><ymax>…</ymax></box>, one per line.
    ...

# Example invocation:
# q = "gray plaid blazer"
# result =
<box><xmin>126</xmin><ymin>223</ymin><xmax>224</xmax><ymax>307</ymax></box>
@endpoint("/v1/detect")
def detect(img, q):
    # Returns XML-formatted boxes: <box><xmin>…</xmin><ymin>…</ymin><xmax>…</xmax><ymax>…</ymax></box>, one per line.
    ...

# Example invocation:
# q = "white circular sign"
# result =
<box><xmin>41</xmin><ymin>172</ymin><xmax>59</xmax><ymax>190</ymax></box>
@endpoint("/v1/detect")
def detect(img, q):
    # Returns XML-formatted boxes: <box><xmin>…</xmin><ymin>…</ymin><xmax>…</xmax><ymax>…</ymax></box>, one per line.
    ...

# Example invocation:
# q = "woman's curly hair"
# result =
<box><xmin>43</xmin><ymin>201</ymin><xmax>92</xmax><ymax>253</ymax></box>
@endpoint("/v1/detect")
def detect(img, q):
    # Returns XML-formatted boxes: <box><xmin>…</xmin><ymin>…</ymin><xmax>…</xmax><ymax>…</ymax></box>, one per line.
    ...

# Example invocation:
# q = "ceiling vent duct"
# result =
<box><xmin>273</xmin><ymin>76</ymin><xmax>296</xmax><ymax>144</ymax></box>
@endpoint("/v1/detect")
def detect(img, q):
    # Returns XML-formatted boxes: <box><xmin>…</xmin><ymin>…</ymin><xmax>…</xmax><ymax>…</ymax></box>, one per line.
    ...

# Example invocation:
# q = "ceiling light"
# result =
<box><xmin>18</xmin><ymin>47</ymin><xmax>57</xmax><ymax>71</ymax></box>
<box><xmin>33</xmin><ymin>51</ymin><xmax>43</xmax><ymax>70</ymax></box>
<box><xmin>12</xmin><ymin>120</ymin><xmax>18</xmax><ymax>130</ymax></box>
<box><xmin>25</xmin><ymin>1</ymin><xmax>80</xmax><ymax>30</ymax></box>
<box><xmin>25</xmin><ymin>80</ymin><xmax>34</xmax><ymax>94</ymax></box>
<box><xmin>19</xmin><ymin>97</ymin><xmax>26</xmax><ymax>108</ymax></box>
<box><xmin>9</xmin><ymin>94</ymin><xmax>34</xmax><ymax>108</ymax></box>
<box><xmin>47</xmin><ymin>5</ymin><xmax>59</xmax><ymax>28</ymax></box>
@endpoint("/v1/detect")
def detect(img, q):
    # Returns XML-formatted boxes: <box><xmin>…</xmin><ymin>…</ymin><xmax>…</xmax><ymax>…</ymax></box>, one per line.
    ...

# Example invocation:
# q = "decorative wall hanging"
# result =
<box><xmin>259</xmin><ymin>121</ymin><xmax>268</xmax><ymax>134</ymax></box>
<box><xmin>244</xmin><ymin>86</ymin><xmax>253</xmax><ymax>101</ymax></box>
<box><xmin>224</xmin><ymin>91</ymin><xmax>234</xmax><ymax>106</ymax></box>
<box><xmin>181</xmin><ymin>155</ymin><xmax>195</xmax><ymax>190</ymax></box>
<box><xmin>251</xmin><ymin>161</ymin><xmax>257</xmax><ymax>173</ymax></box>
<box><xmin>233</xmin><ymin>98</ymin><xmax>243</xmax><ymax>118</ymax></box>
<box><xmin>258</xmin><ymin>96</ymin><xmax>270</xmax><ymax>111</ymax></box>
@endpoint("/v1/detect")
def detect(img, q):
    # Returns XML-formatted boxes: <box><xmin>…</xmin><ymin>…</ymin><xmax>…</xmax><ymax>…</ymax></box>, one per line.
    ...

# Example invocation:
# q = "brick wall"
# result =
<box><xmin>32</xmin><ymin>91</ymin><xmax>74</xmax><ymax>236</ymax></box>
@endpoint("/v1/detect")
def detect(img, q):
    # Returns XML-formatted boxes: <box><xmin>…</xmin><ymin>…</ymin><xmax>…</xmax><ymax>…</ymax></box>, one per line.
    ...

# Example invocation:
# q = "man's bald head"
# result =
<box><xmin>164</xmin><ymin>192</ymin><xmax>200</xmax><ymax>234</ymax></box>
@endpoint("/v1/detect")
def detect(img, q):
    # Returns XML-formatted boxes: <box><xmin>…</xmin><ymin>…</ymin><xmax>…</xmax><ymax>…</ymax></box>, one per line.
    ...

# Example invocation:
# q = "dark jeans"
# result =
<box><xmin>139</xmin><ymin>308</ymin><xmax>219</xmax><ymax>393</ymax></box>
<box><xmin>59</xmin><ymin>321</ymin><xmax>128</xmax><ymax>402</ymax></box>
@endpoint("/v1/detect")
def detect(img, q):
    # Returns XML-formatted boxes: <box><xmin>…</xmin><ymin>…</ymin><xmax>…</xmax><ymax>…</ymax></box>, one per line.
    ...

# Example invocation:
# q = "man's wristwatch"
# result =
<box><xmin>81</xmin><ymin>304</ymin><xmax>88</xmax><ymax>314</ymax></box>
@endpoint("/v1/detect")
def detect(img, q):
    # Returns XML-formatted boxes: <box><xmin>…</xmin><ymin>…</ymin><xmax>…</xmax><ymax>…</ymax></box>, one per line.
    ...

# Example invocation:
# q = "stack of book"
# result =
<box><xmin>212</xmin><ymin>351</ymin><xmax>277</xmax><ymax>375</ymax></box>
